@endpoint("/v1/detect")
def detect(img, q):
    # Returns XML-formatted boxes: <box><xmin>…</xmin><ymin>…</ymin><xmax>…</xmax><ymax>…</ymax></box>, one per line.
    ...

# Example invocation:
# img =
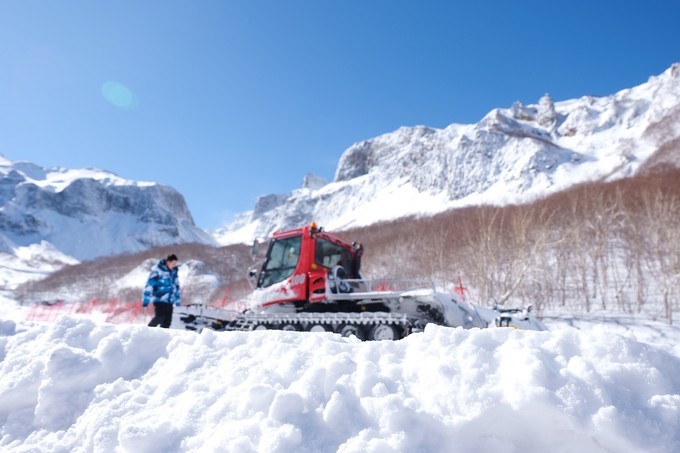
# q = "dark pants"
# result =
<box><xmin>148</xmin><ymin>302</ymin><xmax>173</xmax><ymax>328</ymax></box>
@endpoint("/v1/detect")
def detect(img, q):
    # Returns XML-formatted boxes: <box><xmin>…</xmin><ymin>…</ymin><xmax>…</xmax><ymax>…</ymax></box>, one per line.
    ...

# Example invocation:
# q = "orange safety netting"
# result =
<box><xmin>26</xmin><ymin>299</ymin><xmax>148</xmax><ymax>324</ymax></box>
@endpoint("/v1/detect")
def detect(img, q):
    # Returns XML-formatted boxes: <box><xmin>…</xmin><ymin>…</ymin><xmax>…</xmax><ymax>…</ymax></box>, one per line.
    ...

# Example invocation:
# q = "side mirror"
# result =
<box><xmin>248</xmin><ymin>269</ymin><xmax>257</xmax><ymax>279</ymax></box>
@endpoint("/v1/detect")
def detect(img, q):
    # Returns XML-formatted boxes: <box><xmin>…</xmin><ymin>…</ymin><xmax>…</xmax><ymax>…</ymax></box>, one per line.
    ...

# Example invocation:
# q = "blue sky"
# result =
<box><xmin>1</xmin><ymin>1</ymin><xmax>679</xmax><ymax>229</ymax></box>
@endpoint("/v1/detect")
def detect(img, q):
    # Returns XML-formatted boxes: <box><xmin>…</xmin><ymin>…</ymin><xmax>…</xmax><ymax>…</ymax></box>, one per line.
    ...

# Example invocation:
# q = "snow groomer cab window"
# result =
<box><xmin>315</xmin><ymin>237</ymin><xmax>352</xmax><ymax>272</ymax></box>
<box><xmin>258</xmin><ymin>235</ymin><xmax>302</xmax><ymax>288</ymax></box>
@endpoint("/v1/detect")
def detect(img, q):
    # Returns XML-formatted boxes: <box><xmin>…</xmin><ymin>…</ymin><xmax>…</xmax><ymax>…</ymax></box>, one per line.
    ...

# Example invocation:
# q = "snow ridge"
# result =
<box><xmin>0</xmin><ymin>316</ymin><xmax>678</xmax><ymax>452</ymax></box>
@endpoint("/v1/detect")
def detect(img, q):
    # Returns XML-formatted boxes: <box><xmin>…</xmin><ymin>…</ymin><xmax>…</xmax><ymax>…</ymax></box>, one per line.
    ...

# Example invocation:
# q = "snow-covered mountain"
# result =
<box><xmin>0</xmin><ymin>156</ymin><xmax>216</xmax><ymax>268</ymax></box>
<box><xmin>213</xmin><ymin>63</ymin><xmax>680</xmax><ymax>245</ymax></box>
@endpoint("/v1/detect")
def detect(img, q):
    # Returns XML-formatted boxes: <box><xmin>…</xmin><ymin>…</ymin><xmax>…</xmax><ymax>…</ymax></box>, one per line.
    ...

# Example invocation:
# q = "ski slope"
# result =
<box><xmin>1</xmin><ymin>306</ymin><xmax>679</xmax><ymax>453</ymax></box>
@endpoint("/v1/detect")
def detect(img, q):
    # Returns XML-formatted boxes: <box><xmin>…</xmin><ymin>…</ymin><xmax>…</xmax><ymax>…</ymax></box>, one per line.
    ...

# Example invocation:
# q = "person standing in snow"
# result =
<box><xmin>142</xmin><ymin>254</ymin><xmax>181</xmax><ymax>328</ymax></box>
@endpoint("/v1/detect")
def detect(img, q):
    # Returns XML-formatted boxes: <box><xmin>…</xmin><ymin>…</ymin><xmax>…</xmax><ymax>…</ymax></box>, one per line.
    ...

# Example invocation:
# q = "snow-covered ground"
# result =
<box><xmin>1</xmin><ymin>299</ymin><xmax>679</xmax><ymax>453</ymax></box>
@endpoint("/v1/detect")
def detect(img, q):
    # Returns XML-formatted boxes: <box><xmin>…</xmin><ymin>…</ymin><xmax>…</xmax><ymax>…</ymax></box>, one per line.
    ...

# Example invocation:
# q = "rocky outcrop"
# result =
<box><xmin>0</xmin><ymin>159</ymin><xmax>216</xmax><ymax>261</ymax></box>
<box><xmin>212</xmin><ymin>63</ymin><xmax>680</xmax><ymax>246</ymax></box>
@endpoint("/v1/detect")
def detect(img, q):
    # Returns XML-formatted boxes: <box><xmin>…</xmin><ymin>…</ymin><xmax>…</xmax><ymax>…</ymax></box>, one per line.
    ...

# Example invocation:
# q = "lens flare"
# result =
<box><xmin>101</xmin><ymin>81</ymin><xmax>138</xmax><ymax>109</ymax></box>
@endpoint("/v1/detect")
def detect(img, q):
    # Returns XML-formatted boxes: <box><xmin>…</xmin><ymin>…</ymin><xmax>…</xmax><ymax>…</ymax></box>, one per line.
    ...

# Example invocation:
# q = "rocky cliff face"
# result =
<box><xmin>212</xmin><ymin>63</ymin><xmax>680</xmax><ymax>245</ymax></box>
<box><xmin>0</xmin><ymin>157</ymin><xmax>216</xmax><ymax>262</ymax></box>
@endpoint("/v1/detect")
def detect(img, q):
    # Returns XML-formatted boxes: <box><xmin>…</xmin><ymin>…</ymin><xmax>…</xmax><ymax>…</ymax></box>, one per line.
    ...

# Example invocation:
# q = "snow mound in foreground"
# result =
<box><xmin>0</xmin><ymin>317</ymin><xmax>679</xmax><ymax>453</ymax></box>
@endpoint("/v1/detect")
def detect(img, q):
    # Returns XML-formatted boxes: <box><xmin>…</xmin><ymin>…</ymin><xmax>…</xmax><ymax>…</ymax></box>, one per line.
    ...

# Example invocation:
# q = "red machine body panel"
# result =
<box><xmin>254</xmin><ymin>224</ymin><xmax>357</xmax><ymax>307</ymax></box>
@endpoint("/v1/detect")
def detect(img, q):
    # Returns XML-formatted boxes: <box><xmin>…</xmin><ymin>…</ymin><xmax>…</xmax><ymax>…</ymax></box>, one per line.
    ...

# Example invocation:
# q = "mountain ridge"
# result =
<box><xmin>212</xmin><ymin>62</ymin><xmax>680</xmax><ymax>245</ymax></box>
<box><xmin>1</xmin><ymin>63</ymin><xmax>679</xmax><ymax>291</ymax></box>
<box><xmin>0</xmin><ymin>156</ymin><xmax>216</xmax><ymax>286</ymax></box>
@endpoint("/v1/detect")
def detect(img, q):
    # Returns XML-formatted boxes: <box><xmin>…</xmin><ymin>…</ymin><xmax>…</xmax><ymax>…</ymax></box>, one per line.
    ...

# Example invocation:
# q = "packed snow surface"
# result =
<box><xmin>1</xmin><ymin>315</ymin><xmax>679</xmax><ymax>452</ymax></box>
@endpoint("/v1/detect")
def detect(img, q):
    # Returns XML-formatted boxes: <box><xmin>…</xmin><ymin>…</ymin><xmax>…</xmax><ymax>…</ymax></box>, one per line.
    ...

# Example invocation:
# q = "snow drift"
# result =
<box><xmin>1</xmin><ymin>316</ymin><xmax>678</xmax><ymax>452</ymax></box>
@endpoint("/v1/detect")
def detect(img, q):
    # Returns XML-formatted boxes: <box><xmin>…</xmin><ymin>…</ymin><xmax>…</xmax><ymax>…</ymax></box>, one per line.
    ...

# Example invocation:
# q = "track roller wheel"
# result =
<box><xmin>337</xmin><ymin>323</ymin><xmax>365</xmax><ymax>340</ymax></box>
<box><xmin>369</xmin><ymin>323</ymin><xmax>400</xmax><ymax>341</ymax></box>
<box><xmin>253</xmin><ymin>324</ymin><xmax>268</xmax><ymax>331</ymax></box>
<box><xmin>306</xmin><ymin>323</ymin><xmax>329</xmax><ymax>333</ymax></box>
<box><xmin>280</xmin><ymin>323</ymin><xmax>300</xmax><ymax>331</ymax></box>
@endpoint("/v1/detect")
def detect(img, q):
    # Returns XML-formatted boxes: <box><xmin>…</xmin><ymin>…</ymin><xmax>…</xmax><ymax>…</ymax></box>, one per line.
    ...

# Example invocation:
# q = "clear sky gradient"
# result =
<box><xmin>1</xmin><ymin>1</ymin><xmax>679</xmax><ymax>229</ymax></box>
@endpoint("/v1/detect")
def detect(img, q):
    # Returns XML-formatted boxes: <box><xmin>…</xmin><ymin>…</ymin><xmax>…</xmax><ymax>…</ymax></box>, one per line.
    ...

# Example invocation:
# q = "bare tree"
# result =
<box><xmin>640</xmin><ymin>188</ymin><xmax>680</xmax><ymax>323</ymax></box>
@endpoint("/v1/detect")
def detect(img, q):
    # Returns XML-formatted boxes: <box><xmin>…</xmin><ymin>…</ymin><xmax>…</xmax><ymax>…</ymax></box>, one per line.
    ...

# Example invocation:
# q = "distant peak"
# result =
<box><xmin>301</xmin><ymin>173</ymin><xmax>327</xmax><ymax>190</ymax></box>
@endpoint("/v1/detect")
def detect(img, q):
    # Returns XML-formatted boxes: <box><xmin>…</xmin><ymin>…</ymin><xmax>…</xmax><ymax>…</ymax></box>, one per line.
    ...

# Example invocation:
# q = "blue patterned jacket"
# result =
<box><xmin>142</xmin><ymin>259</ymin><xmax>181</xmax><ymax>307</ymax></box>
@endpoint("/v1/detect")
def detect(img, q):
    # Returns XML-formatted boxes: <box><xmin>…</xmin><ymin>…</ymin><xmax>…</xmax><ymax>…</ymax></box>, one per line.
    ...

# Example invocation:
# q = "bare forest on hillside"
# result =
<box><xmin>16</xmin><ymin>243</ymin><xmax>254</xmax><ymax>308</ymax></box>
<box><xmin>16</xmin><ymin>170</ymin><xmax>680</xmax><ymax>324</ymax></box>
<box><xmin>348</xmin><ymin>169</ymin><xmax>680</xmax><ymax>324</ymax></box>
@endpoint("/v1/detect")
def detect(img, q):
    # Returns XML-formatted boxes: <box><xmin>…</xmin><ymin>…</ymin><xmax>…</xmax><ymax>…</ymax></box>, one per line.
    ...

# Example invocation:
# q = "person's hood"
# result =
<box><xmin>156</xmin><ymin>259</ymin><xmax>172</xmax><ymax>273</ymax></box>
